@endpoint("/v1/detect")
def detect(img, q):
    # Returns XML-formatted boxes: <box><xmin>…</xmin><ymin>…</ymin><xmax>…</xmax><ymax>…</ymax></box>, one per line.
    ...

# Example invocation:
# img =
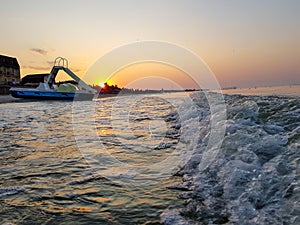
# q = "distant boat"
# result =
<box><xmin>10</xmin><ymin>57</ymin><xmax>96</xmax><ymax>100</ymax></box>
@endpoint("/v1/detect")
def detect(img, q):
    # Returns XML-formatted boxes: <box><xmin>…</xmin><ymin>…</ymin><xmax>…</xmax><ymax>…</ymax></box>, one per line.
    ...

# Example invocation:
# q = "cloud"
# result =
<box><xmin>72</xmin><ymin>68</ymin><xmax>81</xmax><ymax>73</ymax></box>
<box><xmin>30</xmin><ymin>48</ymin><xmax>48</xmax><ymax>56</ymax></box>
<box><xmin>22</xmin><ymin>65</ymin><xmax>50</xmax><ymax>71</ymax></box>
<box><xmin>47</xmin><ymin>61</ymin><xmax>54</xmax><ymax>66</ymax></box>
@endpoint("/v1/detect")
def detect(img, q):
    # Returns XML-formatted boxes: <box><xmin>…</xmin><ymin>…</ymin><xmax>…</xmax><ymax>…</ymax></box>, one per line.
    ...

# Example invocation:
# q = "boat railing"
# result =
<box><xmin>54</xmin><ymin>57</ymin><xmax>68</xmax><ymax>68</ymax></box>
<box><xmin>47</xmin><ymin>57</ymin><xmax>97</xmax><ymax>94</ymax></box>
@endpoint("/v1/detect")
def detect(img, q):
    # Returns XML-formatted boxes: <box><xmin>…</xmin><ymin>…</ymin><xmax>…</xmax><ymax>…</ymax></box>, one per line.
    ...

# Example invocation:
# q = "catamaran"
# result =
<box><xmin>10</xmin><ymin>57</ymin><xmax>96</xmax><ymax>100</ymax></box>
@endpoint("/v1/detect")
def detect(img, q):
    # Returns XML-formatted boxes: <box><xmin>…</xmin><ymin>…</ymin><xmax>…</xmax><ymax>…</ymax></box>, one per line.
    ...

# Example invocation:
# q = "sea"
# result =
<box><xmin>0</xmin><ymin>85</ymin><xmax>299</xmax><ymax>225</ymax></box>
<box><xmin>218</xmin><ymin>84</ymin><xmax>300</xmax><ymax>97</ymax></box>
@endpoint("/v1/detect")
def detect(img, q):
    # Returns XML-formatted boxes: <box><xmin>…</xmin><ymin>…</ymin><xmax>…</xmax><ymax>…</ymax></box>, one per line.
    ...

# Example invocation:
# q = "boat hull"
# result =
<box><xmin>10</xmin><ymin>90</ymin><xmax>94</xmax><ymax>101</ymax></box>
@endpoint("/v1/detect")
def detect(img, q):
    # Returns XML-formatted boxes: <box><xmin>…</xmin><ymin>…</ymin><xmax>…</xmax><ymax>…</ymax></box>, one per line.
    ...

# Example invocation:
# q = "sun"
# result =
<box><xmin>99</xmin><ymin>82</ymin><xmax>106</xmax><ymax>88</ymax></box>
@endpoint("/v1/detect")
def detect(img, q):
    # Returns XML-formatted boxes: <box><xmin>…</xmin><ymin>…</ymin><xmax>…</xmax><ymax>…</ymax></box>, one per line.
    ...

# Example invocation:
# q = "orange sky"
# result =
<box><xmin>101</xmin><ymin>62</ymin><xmax>200</xmax><ymax>90</ymax></box>
<box><xmin>1</xmin><ymin>0</ymin><xmax>299</xmax><ymax>88</ymax></box>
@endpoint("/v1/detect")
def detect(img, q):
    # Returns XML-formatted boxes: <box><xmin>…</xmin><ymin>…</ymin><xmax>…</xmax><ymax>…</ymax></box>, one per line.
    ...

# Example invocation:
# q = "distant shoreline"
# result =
<box><xmin>1</xmin><ymin>84</ymin><xmax>298</xmax><ymax>104</ymax></box>
<box><xmin>215</xmin><ymin>84</ymin><xmax>300</xmax><ymax>97</ymax></box>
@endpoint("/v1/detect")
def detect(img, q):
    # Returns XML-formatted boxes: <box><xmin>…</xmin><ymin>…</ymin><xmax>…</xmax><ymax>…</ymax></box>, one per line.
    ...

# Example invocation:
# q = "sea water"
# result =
<box><xmin>162</xmin><ymin>86</ymin><xmax>299</xmax><ymax>225</ymax></box>
<box><xmin>0</xmin><ymin>86</ymin><xmax>299</xmax><ymax>225</ymax></box>
<box><xmin>0</xmin><ymin>93</ymin><xmax>189</xmax><ymax>225</ymax></box>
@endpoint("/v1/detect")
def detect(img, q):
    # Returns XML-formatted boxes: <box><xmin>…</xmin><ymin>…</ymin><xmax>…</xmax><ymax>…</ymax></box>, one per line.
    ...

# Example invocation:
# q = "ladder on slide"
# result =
<box><xmin>46</xmin><ymin>57</ymin><xmax>96</xmax><ymax>94</ymax></box>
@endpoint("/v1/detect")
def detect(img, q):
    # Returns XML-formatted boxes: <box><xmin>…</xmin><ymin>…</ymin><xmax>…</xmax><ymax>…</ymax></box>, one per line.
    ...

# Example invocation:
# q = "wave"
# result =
<box><xmin>162</xmin><ymin>93</ymin><xmax>299</xmax><ymax>225</ymax></box>
<box><xmin>0</xmin><ymin>185</ymin><xmax>27</xmax><ymax>198</ymax></box>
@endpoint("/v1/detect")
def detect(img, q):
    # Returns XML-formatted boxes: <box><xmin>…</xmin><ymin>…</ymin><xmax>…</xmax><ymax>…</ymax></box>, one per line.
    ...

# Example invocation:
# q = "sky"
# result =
<box><xmin>0</xmin><ymin>0</ymin><xmax>299</xmax><ymax>89</ymax></box>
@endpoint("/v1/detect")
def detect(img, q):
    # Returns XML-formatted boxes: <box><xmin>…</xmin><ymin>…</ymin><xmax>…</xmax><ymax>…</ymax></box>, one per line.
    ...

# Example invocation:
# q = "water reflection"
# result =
<box><xmin>0</xmin><ymin>95</ymin><xmax>184</xmax><ymax>224</ymax></box>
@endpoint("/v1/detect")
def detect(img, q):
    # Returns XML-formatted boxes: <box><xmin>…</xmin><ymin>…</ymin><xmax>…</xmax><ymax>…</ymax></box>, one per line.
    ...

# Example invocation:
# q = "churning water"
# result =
<box><xmin>1</xmin><ymin>87</ymin><xmax>299</xmax><ymax>225</ymax></box>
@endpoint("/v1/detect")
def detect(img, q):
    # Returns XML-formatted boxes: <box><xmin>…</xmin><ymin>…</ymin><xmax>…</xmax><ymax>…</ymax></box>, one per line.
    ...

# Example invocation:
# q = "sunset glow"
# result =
<box><xmin>106</xmin><ymin>62</ymin><xmax>200</xmax><ymax>90</ymax></box>
<box><xmin>0</xmin><ymin>1</ymin><xmax>299</xmax><ymax>224</ymax></box>
<box><xmin>99</xmin><ymin>82</ymin><xmax>106</xmax><ymax>88</ymax></box>
<box><xmin>0</xmin><ymin>0</ymin><xmax>299</xmax><ymax>88</ymax></box>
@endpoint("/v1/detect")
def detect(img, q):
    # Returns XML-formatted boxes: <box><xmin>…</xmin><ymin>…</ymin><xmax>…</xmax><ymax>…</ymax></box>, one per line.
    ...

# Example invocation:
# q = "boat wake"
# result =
<box><xmin>162</xmin><ymin>93</ymin><xmax>299</xmax><ymax>225</ymax></box>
